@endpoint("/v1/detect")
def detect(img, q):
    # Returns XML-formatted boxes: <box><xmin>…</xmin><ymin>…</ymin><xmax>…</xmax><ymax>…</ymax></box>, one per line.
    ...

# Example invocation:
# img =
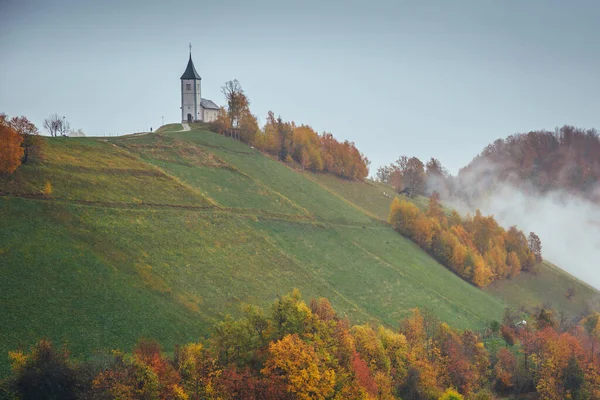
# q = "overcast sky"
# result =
<box><xmin>1</xmin><ymin>0</ymin><xmax>599</xmax><ymax>174</ymax></box>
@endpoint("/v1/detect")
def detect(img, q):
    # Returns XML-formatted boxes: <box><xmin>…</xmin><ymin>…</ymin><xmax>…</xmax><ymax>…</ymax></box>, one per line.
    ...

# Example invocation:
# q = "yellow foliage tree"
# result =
<box><xmin>388</xmin><ymin>198</ymin><xmax>420</xmax><ymax>236</ymax></box>
<box><xmin>438</xmin><ymin>387</ymin><xmax>464</xmax><ymax>400</ymax></box>
<box><xmin>262</xmin><ymin>334</ymin><xmax>336</xmax><ymax>400</ymax></box>
<box><xmin>506</xmin><ymin>251</ymin><xmax>521</xmax><ymax>278</ymax></box>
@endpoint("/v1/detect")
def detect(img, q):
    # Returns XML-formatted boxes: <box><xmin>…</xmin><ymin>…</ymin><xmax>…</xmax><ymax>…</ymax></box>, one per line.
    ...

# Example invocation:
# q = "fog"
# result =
<box><xmin>448</xmin><ymin>165</ymin><xmax>600</xmax><ymax>290</ymax></box>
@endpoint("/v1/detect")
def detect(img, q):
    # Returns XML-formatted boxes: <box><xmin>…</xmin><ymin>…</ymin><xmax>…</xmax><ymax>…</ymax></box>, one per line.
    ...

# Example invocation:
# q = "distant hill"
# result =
<box><xmin>0</xmin><ymin>124</ymin><xmax>596</xmax><ymax>375</ymax></box>
<box><xmin>458</xmin><ymin>125</ymin><xmax>600</xmax><ymax>203</ymax></box>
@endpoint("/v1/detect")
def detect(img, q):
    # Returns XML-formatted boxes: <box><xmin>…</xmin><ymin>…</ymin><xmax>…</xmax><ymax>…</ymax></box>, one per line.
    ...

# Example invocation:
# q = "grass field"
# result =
<box><xmin>0</xmin><ymin>125</ymin><xmax>596</xmax><ymax>376</ymax></box>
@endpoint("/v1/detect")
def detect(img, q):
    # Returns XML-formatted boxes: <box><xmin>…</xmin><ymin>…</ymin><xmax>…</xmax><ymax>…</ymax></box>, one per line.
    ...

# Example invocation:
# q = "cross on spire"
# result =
<box><xmin>189</xmin><ymin>43</ymin><xmax>192</xmax><ymax>56</ymax></box>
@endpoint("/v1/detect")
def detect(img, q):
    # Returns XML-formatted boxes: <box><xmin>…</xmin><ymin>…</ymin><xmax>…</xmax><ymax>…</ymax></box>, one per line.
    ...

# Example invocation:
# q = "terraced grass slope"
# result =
<box><xmin>0</xmin><ymin>124</ymin><xmax>594</xmax><ymax>375</ymax></box>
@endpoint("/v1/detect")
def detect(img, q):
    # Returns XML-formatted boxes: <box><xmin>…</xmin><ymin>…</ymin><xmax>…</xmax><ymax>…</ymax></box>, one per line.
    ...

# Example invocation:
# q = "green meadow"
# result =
<box><xmin>0</xmin><ymin>124</ymin><xmax>595</xmax><ymax>375</ymax></box>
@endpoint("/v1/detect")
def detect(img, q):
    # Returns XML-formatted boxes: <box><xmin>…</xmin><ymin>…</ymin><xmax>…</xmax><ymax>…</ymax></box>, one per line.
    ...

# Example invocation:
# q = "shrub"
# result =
<box><xmin>42</xmin><ymin>182</ymin><xmax>53</xmax><ymax>197</ymax></box>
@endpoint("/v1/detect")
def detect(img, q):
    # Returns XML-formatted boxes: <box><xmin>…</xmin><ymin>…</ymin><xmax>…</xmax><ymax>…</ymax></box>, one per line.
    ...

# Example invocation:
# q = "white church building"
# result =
<box><xmin>180</xmin><ymin>50</ymin><xmax>220</xmax><ymax>123</ymax></box>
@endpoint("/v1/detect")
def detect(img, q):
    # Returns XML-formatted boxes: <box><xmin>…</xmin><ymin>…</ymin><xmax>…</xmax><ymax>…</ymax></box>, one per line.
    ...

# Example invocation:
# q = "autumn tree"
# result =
<box><xmin>493</xmin><ymin>348</ymin><xmax>516</xmax><ymax>393</ymax></box>
<box><xmin>91</xmin><ymin>350</ymin><xmax>161</xmax><ymax>399</ymax></box>
<box><xmin>3</xmin><ymin>114</ymin><xmax>43</xmax><ymax>163</ymax></box>
<box><xmin>238</xmin><ymin>108</ymin><xmax>260</xmax><ymax>144</ymax></box>
<box><xmin>351</xmin><ymin>351</ymin><xmax>379</xmax><ymax>398</ymax></box>
<box><xmin>261</xmin><ymin>334</ymin><xmax>336</xmax><ymax>400</ymax></box>
<box><xmin>271</xmin><ymin>289</ymin><xmax>313</xmax><ymax>339</ymax></box>
<box><xmin>209</xmin><ymin>107</ymin><xmax>231</xmax><ymax>134</ymax></box>
<box><xmin>174</xmin><ymin>342</ymin><xmax>219</xmax><ymax>400</ymax></box>
<box><xmin>133</xmin><ymin>339</ymin><xmax>183</xmax><ymax>398</ymax></box>
<box><xmin>388</xmin><ymin>197</ymin><xmax>420</xmax><ymax>237</ymax></box>
<box><xmin>221</xmin><ymin>79</ymin><xmax>249</xmax><ymax>129</ymax></box>
<box><xmin>290</xmin><ymin>125</ymin><xmax>323</xmax><ymax>171</ymax></box>
<box><xmin>210</xmin><ymin>305</ymin><xmax>273</xmax><ymax>367</ymax></box>
<box><xmin>0</xmin><ymin>117</ymin><xmax>24</xmax><ymax>175</ymax></box>
<box><xmin>253</xmin><ymin>110</ymin><xmax>279</xmax><ymax>155</ymax></box>
<box><xmin>427</xmin><ymin>191</ymin><xmax>445</xmax><ymax>222</ymax></box>
<box><xmin>533</xmin><ymin>306</ymin><xmax>557</xmax><ymax>330</ymax></box>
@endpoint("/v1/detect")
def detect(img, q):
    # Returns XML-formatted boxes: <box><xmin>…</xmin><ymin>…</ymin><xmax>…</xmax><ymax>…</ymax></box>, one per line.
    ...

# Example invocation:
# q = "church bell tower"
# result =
<box><xmin>180</xmin><ymin>44</ymin><xmax>202</xmax><ymax>123</ymax></box>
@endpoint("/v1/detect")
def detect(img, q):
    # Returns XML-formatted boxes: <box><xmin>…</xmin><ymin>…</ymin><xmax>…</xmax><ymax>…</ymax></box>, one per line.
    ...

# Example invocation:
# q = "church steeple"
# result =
<box><xmin>181</xmin><ymin>44</ymin><xmax>202</xmax><ymax>123</ymax></box>
<box><xmin>180</xmin><ymin>44</ymin><xmax>201</xmax><ymax>80</ymax></box>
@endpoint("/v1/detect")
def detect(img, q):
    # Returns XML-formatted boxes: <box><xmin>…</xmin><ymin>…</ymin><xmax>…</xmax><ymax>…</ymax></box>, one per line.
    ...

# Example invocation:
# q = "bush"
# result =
<box><xmin>42</xmin><ymin>182</ymin><xmax>53</xmax><ymax>197</ymax></box>
<box><xmin>438</xmin><ymin>387</ymin><xmax>464</xmax><ymax>400</ymax></box>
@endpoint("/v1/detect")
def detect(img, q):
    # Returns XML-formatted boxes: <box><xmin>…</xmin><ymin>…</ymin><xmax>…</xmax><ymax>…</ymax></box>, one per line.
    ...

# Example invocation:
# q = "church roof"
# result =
<box><xmin>201</xmin><ymin>98</ymin><xmax>220</xmax><ymax>110</ymax></box>
<box><xmin>180</xmin><ymin>54</ymin><xmax>201</xmax><ymax>80</ymax></box>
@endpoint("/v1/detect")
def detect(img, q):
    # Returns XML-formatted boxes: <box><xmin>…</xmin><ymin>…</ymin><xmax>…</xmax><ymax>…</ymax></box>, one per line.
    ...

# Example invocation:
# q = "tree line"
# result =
<box><xmin>376</xmin><ymin>126</ymin><xmax>600</xmax><ymax>205</ymax></box>
<box><xmin>389</xmin><ymin>193</ymin><xmax>541</xmax><ymax>287</ymax></box>
<box><xmin>3</xmin><ymin>290</ymin><xmax>600</xmax><ymax>399</ymax></box>
<box><xmin>375</xmin><ymin>125</ymin><xmax>600</xmax><ymax>203</ymax></box>
<box><xmin>459</xmin><ymin>125</ymin><xmax>600</xmax><ymax>203</ymax></box>
<box><xmin>208</xmin><ymin>80</ymin><xmax>370</xmax><ymax>180</ymax></box>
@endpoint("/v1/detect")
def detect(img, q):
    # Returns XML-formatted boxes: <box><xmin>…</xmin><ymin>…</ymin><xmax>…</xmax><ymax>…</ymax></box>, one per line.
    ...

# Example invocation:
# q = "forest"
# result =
<box><xmin>2</xmin><ymin>290</ymin><xmax>600</xmax><ymax>400</ymax></box>
<box><xmin>459</xmin><ymin>125</ymin><xmax>600</xmax><ymax>203</ymax></box>
<box><xmin>376</xmin><ymin>126</ymin><xmax>600</xmax><ymax>206</ymax></box>
<box><xmin>388</xmin><ymin>193</ymin><xmax>541</xmax><ymax>287</ymax></box>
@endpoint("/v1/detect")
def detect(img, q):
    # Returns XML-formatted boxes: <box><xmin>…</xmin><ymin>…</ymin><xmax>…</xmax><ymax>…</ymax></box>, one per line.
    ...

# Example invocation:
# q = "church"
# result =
<box><xmin>180</xmin><ymin>48</ymin><xmax>220</xmax><ymax>123</ymax></box>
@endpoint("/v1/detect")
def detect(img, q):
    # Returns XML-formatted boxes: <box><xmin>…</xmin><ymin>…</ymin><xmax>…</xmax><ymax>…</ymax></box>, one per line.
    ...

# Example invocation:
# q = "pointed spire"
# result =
<box><xmin>181</xmin><ymin>44</ymin><xmax>201</xmax><ymax>80</ymax></box>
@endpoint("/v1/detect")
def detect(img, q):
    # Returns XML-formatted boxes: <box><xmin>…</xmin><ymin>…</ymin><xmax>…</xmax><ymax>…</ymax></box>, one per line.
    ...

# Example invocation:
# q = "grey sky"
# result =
<box><xmin>1</xmin><ymin>0</ymin><xmax>599</xmax><ymax>174</ymax></box>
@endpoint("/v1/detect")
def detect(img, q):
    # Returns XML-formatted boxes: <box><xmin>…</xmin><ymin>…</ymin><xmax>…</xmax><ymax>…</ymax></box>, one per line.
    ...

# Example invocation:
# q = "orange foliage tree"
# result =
<box><xmin>6</xmin><ymin>115</ymin><xmax>43</xmax><ymax>163</ymax></box>
<box><xmin>0</xmin><ymin>116</ymin><xmax>24</xmax><ymax>175</ymax></box>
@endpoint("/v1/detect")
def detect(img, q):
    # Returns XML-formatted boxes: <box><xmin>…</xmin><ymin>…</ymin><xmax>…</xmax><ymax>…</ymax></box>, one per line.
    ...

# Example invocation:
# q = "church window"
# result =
<box><xmin>186</xmin><ymin>83</ymin><xmax>191</xmax><ymax>90</ymax></box>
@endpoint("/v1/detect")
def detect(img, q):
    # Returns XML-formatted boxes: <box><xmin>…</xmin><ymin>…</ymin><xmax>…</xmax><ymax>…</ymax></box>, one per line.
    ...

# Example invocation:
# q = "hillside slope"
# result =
<box><xmin>309</xmin><ymin>171</ymin><xmax>600</xmax><ymax>315</ymax></box>
<box><xmin>0</xmin><ymin>125</ymin><xmax>595</xmax><ymax>375</ymax></box>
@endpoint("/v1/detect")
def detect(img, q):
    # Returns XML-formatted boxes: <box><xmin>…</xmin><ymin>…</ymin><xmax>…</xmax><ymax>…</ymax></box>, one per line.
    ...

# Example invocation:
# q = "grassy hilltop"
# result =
<box><xmin>0</xmin><ymin>124</ymin><xmax>596</xmax><ymax>375</ymax></box>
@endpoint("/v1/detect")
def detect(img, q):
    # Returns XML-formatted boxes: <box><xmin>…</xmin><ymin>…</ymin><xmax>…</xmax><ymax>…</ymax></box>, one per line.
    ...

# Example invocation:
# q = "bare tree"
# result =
<box><xmin>43</xmin><ymin>113</ymin><xmax>62</xmax><ymax>137</ymax></box>
<box><xmin>58</xmin><ymin>117</ymin><xmax>70</xmax><ymax>137</ymax></box>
